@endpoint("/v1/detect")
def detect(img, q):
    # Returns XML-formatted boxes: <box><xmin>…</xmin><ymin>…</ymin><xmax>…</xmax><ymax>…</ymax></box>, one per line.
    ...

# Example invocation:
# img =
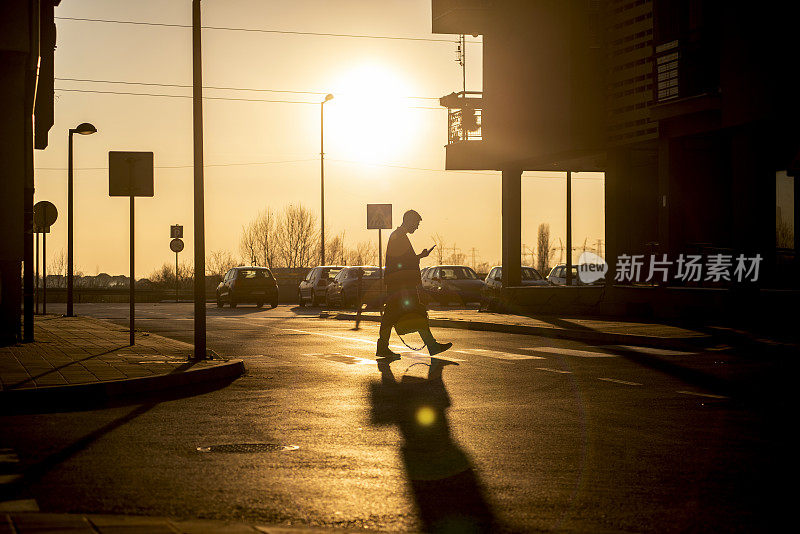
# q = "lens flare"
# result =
<box><xmin>416</xmin><ymin>406</ymin><xmax>436</xmax><ymax>426</ymax></box>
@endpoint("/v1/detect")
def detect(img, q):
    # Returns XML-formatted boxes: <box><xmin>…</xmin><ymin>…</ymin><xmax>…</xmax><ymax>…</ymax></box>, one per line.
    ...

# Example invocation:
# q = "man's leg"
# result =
<box><xmin>376</xmin><ymin>291</ymin><xmax>400</xmax><ymax>359</ymax></box>
<box><xmin>419</xmin><ymin>326</ymin><xmax>452</xmax><ymax>356</ymax></box>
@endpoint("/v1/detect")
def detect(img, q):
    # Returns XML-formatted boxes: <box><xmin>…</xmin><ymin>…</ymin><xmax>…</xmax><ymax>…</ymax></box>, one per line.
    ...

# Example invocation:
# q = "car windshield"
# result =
<box><xmin>360</xmin><ymin>267</ymin><xmax>381</xmax><ymax>279</ymax></box>
<box><xmin>522</xmin><ymin>268</ymin><xmax>542</xmax><ymax>280</ymax></box>
<box><xmin>237</xmin><ymin>269</ymin><xmax>272</xmax><ymax>279</ymax></box>
<box><xmin>322</xmin><ymin>268</ymin><xmax>342</xmax><ymax>280</ymax></box>
<box><xmin>439</xmin><ymin>267</ymin><xmax>477</xmax><ymax>280</ymax></box>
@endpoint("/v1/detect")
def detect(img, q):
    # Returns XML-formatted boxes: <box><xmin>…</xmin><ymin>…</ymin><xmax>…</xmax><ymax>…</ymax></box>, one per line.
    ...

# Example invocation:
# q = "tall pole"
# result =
<box><xmin>320</xmin><ymin>101</ymin><xmax>325</xmax><ymax>266</ymax></box>
<box><xmin>192</xmin><ymin>0</ymin><xmax>207</xmax><ymax>359</ymax></box>
<box><xmin>42</xmin><ymin>232</ymin><xmax>47</xmax><ymax>315</ymax></box>
<box><xmin>129</xmin><ymin>195</ymin><xmax>135</xmax><ymax>346</ymax></box>
<box><xmin>176</xmin><ymin>250</ymin><xmax>179</xmax><ymax>303</ymax></box>
<box><xmin>35</xmin><ymin>232</ymin><xmax>39</xmax><ymax>315</ymax></box>
<box><xmin>566</xmin><ymin>171</ymin><xmax>573</xmax><ymax>286</ymax></box>
<box><xmin>67</xmin><ymin>130</ymin><xmax>74</xmax><ymax>316</ymax></box>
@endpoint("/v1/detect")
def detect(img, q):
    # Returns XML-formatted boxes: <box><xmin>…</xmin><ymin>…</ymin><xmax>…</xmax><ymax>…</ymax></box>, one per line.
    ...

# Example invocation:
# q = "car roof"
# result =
<box><xmin>434</xmin><ymin>265</ymin><xmax>475</xmax><ymax>269</ymax></box>
<box><xmin>235</xmin><ymin>266</ymin><xmax>271</xmax><ymax>270</ymax></box>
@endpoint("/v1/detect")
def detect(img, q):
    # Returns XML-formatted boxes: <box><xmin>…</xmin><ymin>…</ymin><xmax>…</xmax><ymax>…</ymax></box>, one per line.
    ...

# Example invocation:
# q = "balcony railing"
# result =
<box><xmin>440</xmin><ymin>91</ymin><xmax>483</xmax><ymax>145</ymax></box>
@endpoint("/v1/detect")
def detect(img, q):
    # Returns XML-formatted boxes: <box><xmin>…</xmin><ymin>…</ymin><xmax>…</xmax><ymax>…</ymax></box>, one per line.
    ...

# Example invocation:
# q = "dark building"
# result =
<box><xmin>0</xmin><ymin>0</ymin><xmax>60</xmax><ymax>343</ymax></box>
<box><xmin>433</xmin><ymin>0</ymin><xmax>798</xmax><ymax>319</ymax></box>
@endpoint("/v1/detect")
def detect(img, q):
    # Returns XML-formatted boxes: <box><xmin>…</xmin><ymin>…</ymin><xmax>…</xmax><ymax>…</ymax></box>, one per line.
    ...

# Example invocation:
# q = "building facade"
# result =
<box><xmin>433</xmin><ymin>0</ymin><xmax>798</xmax><ymax>318</ymax></box>
<box><xmin>0</xmin><ymin>0</ymin><xmax>60</xmax><ymax>343</ymax></box>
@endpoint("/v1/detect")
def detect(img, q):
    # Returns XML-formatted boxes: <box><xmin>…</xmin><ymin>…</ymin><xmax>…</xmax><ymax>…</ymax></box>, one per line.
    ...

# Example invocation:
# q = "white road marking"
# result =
<box><xmin>677</xmin><ymin>390</ymin><xmax>728</xmax><ymax>399</ymax></box>
<box><xmin>535</xmin><ymin>367</ymin><xmax>572</xmax><ymax>374</ymax></box>
<box><xmin>521</xmin><ymin>347</ymin><xmax>616</xmax><ymax>358</ymax></box>
<box><xmin>616</xmin><ymin>345</ymin><xmax>697</xmax><ymax>356</ymax></box>
<box><xmin>288</xmin><ymin>329</ymin><xmax>466</xmax><ymax>361</ymax></box>
<box><xmin>304</xmin><ymin>353</ymin><xmax>375</xmax><ymax>365</ymax></box>
<box><xmin>0</xmin><ymin>499</ymin><xmax>39</xmax><ymax>512</ymax></box>
<box><xmin>0</xmin><ymin>451</ymin><xmax>19</xmax><ymax>463</ymax></box>
<box><xmin>598</xmin><ymin>377</ymin><xmax>643</xmax><ymax>386</ymax></box>
<box><xmin>0</xmin><ymin>474</ymin><xmax>22</xmax><ymax>484</ymax></box>
<box><xmin>460</xmin><ymin>349</ymin><xmax>545</xmax><ymax>360</ymax></box>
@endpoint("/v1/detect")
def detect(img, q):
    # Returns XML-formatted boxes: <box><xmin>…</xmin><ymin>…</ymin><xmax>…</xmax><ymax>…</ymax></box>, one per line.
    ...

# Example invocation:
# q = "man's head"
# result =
<box><xmin>401</xmin><ymin>209</ymin><xmax>422</xmax><ymax>233</ymax></box>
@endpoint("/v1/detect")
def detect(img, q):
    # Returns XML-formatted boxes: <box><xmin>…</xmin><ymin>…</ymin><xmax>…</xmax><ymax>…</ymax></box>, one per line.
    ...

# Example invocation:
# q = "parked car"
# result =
<box><xmin>216</xmin><ymin>266</ymin><xmax>279</xmax><ymax>308</ymax></box>
<box><xmin>298</xmin><ymin>265</ymin><xmax>344</xmax><ymax>306</ymax></box>
<box><xmin>480</xmin><ymin>265</ymin><xmax>549</xmax><ymax>309</ymax></box>
<box><xmin>325</xmin><ymin>266</ymin><xmax>383</xmax><ymax>308</ymax></box>
<box><xmin>421</xmin><ymin>265</ymin><xmax>484</xmax><ymax>305</ymax></box>
<box><xmin>547</xmin><ymin>264</ymin><xmax>596</xmax><ymax>285</ymax></box>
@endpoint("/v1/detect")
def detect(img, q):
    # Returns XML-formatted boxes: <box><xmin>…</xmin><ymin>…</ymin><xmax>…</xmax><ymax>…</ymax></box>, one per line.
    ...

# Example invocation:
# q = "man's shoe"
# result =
<box><xmin>427</xmin><ymin>341</ymin><xmax>453</xmax><ymax>356</ymax></box>
<box><xmin>376</xmin><ymin>340</ymin><xmax>401</xmax><ymax>359</ymax></box>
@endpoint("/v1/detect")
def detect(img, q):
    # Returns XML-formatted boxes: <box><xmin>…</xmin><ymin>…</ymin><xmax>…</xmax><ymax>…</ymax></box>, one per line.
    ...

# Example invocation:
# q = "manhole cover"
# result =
<box><xmin>196</xmin><ymin>443</ymin><xmax>299</xmax><ymax>453</ymax></box>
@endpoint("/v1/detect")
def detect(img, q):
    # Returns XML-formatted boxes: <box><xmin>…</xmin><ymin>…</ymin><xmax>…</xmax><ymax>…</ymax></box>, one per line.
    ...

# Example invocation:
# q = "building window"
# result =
<box><xmin>776</xmin><ymin>170</ymin><xmax>794</xmax><ymax>249</ymax></box>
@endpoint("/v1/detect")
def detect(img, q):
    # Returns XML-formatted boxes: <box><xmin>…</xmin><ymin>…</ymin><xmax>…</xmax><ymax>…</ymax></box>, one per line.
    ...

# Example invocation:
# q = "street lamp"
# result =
<box><xmin>67</xmin><ymin>122</ymin><xmax>97</xmax><ymax>317</ymax></box>
<box><xmin>320</xmin><ymin>93</ymin><xmax>333</xmax><ymax>265</ymax></box>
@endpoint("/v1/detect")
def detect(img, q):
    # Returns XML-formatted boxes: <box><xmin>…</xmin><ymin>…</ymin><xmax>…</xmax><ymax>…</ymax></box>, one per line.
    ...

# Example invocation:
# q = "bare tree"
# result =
<box><xmin>431</xmin><ymin>233</ymin><xmax>447</xmax><ymax>265</ymax></box>
<box><xmin>276</xmin><ymin>203</ymin><xmax>318</xmax><ymax>268</ymax></box>
<box><xmin>327</xmin><ymin>231</ymin><xmax>347</xmax><ymax>265</ymax></box>
<box><xmin>149</xmin><ymin>260</ymin><xmax>194</xmax><ymax>289</ymax></box>
<box><xmin>239</xmin><ymin>209</ymin><xmax>278</xmax><ymax>267</ymax></box>
<box><xmin>48</xmin><ymin>248</ymin><xmax>67</xmax><ymax>287</ymax></box>
<box><xmin>537</xmin><ymin>223</ymin><xmax>552</xmax><ymax>274</ymax></box>
<box><xmin>347</xmin><ymin>240</ymin><xmax>377</xmax><ymax>265</ymax></box>
<box><xmin>777</xmin><ymin>213</ymin><xmax>794</xmax><ymax>248</ymax></box>
<box><xmin>239</xmin><ymin>222</ymin><xmax>259</xmax><ymax>266</ymax></box>
<box><xmin>206</xmin><ymin>250</ymin><xmax>238</xmax><ymax>277</ymax></box>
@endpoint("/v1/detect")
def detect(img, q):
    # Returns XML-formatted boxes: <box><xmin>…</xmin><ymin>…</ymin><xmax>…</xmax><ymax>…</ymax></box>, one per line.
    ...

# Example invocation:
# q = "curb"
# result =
<box><xmin>331</xmin><ymin>312</ymin><xmax>714</xmax><ymax>350</ymax></box>
<box><xmin>0</xmin><ymin>359</ymin><xmax>245</xmax><ymax>414</ymax></box>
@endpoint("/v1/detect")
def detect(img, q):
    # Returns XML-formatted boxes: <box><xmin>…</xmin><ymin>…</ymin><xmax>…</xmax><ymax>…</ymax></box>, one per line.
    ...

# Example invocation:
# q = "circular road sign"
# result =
<box><xmin>170</xmin><ymin>238</ymin><xmax>184</xmax><ymax>253</ymax></box>
<box><xmin>33</xmin><ymin>201</ymin><xmax>58</xmax><ymax>229</ymax></box>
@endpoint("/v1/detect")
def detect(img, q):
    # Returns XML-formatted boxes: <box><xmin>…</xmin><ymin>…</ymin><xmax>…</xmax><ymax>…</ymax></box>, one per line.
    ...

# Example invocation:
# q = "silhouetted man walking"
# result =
<box><xmin>377</xmin><ymin>210</ymin><xmax>452</xmax><ymax>359</ymax></box>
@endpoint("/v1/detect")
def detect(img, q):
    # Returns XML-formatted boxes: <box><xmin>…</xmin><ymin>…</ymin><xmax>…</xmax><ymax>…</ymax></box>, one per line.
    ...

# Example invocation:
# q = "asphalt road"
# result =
<box><xmin>1</xmin><ymin>303</ymin><xmax>789</xmax><ymax>532</ymax></box>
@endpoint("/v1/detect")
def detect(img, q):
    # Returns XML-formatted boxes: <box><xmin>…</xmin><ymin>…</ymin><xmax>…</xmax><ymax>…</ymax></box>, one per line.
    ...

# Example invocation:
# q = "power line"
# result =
<box><xmin>55</xmin><ymin>16</ymin><xmax>483</xmax><ymax>44</ymax></box>
<box><xmin>34</xmin><ymin>159</ymin><xmax>318</xmax><ymax>171</ymax></box>
<box><xmin>328</xmin><ymin>160</ymin><xmax>605</xmax><ymax>179</ymax></box>
<box><xmin>54</xmin><ymin>77</ymin><xmax>441</xmax><ymax>101</ymax></box>
<box><xmin>54</xmin><ymin>87</ymin><xmax>444</xmax><ymax>109</ymax></box>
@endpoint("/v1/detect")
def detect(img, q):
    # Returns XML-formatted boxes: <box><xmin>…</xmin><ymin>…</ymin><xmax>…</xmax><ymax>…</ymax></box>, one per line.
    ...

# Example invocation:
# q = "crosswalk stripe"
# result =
<box><xmin>0</xmin><ymin>499</ymin><xmax>39</xmax><ymax>512</ymax></box>
<box><xmin>598</xmin><ymin>377</ymin><xmax>642</xmax><ymax>386</ymax></box>
<box><xmin>520</xmin><ymin>347</ymin><xmax>616</xmax><ymax>358</ymax></box>
<box><xmin>615</xmin><ymin>345</ymin><xmax>697</xmax><ymax>356</ymax></box>
<box><xmin>677</xmin><ymin>390</ymin><xmax>728</xmax><ymax>399</ymax></box>
<box><xmin>535</xmin><ymin>367</ymin><xmax>572</xmax><ymax>374</ymax></box>
<box><xmin>460</xmin><ymin>349</ymin><xmax>545</xmax><ymax>360</ymax></box>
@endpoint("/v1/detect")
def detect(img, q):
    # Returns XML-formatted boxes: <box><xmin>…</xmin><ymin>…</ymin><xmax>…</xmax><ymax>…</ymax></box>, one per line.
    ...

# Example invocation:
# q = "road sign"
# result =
<box><xmin>367</xmin><ymin>204</ymin><xmax>392</xmax><ymax>230</ymax></box>
<box><xmin>33</xmin><ymin>201</ymin><xmax>57</xmax><ymax>232</ymax></box>
<box><xmin>170</xmin><ymin>224</ymin><xmax>183</xmax><ymax>239</ymax></box>
<box><xmin>109</xmin><ymin>151</ymin><xmax>154</xmax><ymax>197</ymax></box>
<box><xmin>170</xmin><ymin>238</ymin><xmax>185</xmax><ymax>253</ymax></box>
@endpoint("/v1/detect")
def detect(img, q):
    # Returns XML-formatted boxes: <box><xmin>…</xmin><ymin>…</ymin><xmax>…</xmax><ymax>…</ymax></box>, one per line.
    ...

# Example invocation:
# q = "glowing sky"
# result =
<box><xmin>33</xmin><ymin>0</ymin><xmax>604</xmax><ymax>277</ymax></box>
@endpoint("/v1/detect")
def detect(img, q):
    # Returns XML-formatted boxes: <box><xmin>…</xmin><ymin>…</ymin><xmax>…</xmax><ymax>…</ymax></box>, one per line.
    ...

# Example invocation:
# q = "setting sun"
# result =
<box><xmin>327</xmin><ymin>64</ymin><xmax>421</xmax><ymax>165</ymax></box>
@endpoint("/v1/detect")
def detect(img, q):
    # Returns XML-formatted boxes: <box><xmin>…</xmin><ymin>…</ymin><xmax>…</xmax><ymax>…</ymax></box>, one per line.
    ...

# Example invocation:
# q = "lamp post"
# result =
<box><xmin>320</xmin><ymin>93</ymin><xmax>333</xmax><ymax>265</ymax></box>
<box><xmin>67</xmin><ymin>122</ymin><xmax>97</xmax><ymax>317</ymax></box>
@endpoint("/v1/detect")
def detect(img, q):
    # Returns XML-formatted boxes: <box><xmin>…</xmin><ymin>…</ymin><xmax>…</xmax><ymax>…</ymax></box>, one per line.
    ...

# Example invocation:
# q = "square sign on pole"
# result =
<box><xmin>170</xmin><ymin>224</ymin><xmax>183</xmax><ymax>239</ymax></box>
<box><xmin>109</xmin><ymin>151</ymin><xmax>155</xmax><ymax>346</ymax></box>
<box><xmin>367</xmin><ymin>204</ymin><xmax>392</xmax><ymax>230</ymax></box>
<box><xmin>109</xmin><ymin>151</ymin><xmax>154</xmax><ymax>197</ymax></box>
<box><xmin>367</xmin><ymin>204</ymin><xmax>392</xmax><ymax>287</ymax></box>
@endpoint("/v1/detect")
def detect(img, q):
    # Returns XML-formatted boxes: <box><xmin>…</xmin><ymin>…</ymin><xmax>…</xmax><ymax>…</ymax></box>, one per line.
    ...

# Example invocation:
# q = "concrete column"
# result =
<box><xmin>501</xmin><ymin>168</ymin><xmax>522</xmax><ymax>287</ymax></box>
<box><xmin>604</xmin><ymin>148</ymin><xmax>629</xmax><ymax>286</ymax></box>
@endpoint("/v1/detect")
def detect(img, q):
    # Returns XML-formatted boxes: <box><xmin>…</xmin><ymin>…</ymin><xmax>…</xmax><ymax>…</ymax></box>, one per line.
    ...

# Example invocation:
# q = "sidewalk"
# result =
<box><xmin>0</xmin><ymin>315</ymin><xmax>244</xmax><ymax>414</ymax></box>
<box><xmin>331</xmin><ymin>308</ymin><xmax>714</xmax><ymax>349</ymax></box>
<box><xmin>0</xmin><ymin>512</ymin><xmax>361</xmax><ymax>533</ymax></box>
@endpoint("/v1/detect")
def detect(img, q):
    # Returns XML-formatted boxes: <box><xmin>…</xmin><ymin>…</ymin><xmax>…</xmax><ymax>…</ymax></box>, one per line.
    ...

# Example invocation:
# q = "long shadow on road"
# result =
<box><xmin>369</xmin><ymin>358</ymin><xmax>497</xmax><ymax>533</ymax></box>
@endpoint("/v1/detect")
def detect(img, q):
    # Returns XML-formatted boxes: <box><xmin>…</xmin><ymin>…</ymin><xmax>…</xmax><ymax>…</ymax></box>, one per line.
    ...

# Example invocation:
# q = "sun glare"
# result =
<box><xmin>327</xmin><ymin>64</ymin><xmax>420</xmax><ymax>165</ymax></box>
